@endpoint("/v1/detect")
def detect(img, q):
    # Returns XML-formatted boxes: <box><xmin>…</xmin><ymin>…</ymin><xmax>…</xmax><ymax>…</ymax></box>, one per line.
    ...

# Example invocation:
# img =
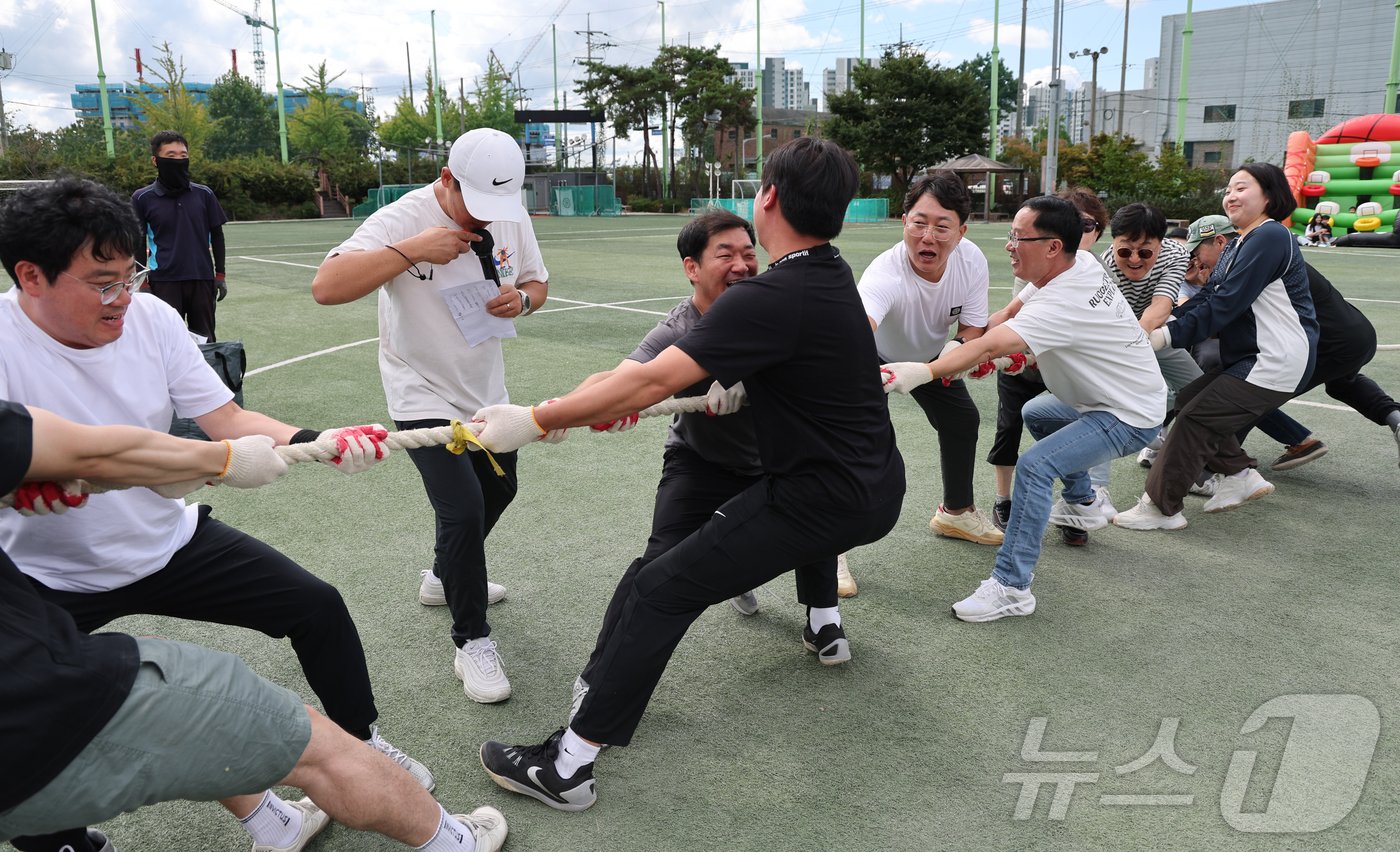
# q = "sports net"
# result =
<box><xmin>0</xmin><ymin>179</ymin><xmax>51</xmax><ymax>201</ymax></box>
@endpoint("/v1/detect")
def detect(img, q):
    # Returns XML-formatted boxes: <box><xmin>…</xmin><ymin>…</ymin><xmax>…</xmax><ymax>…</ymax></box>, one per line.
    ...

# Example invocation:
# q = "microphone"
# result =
<box><xmin>471</xmin><ymin>229</ymin><xmax>501</xmax><ymax>286</ymax></box>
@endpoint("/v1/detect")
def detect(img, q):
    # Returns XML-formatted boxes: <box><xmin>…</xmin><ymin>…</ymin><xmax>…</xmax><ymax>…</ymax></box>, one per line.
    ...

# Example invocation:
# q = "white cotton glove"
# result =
<box><xmin>880</xmin><ymin>362</ymin><xmax>935</xmax><ymax>394</ymax></box>
<box><xmin>10</xmin><ymin>481</ymin><xmax>90</xmax><ymax>515</ymax></box>
<box><xmin>590</xmin><ymin>412</ymin><xmax>640</xmax><ymax>433</ymax></box>
<box><xmin>470</xmin><ymin>404</ymin><xmax>546</xmax><ymax>452</ymax></box>
<box><xmin>1148</xmin><ymin>326</ymin><xmax>1171</xmax><ymax>352</ymax></box>
<box><xmin>317</xmin><ymin>425</ymin><xmax>391</xmax><ymax>474</ymax></box>
<box><xmin>937</xmin><ymin>339</ymin><xmax>972</xmax><ymax>382</ymax></box>
<box><xmin>938</xmin><ymin>339</ymin><xmax>963</xmax><ymax>359</ymax></box>
<box><xmin>220</xmin><ymin>435</ymin><xmax>291</xmax><ymax>489</ymax></box>
<box><xmin>537</xmin><ymin>398</ymin><xmax>569</xmax><ymax>443</ymax></box>
<box><xmin>705</xmin><ymin>380</ymin><xmax>747</xmax><ymax>416</ymax></box>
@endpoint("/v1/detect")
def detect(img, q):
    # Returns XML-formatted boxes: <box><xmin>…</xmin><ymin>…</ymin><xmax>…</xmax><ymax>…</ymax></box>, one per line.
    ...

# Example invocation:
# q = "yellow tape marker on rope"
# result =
<box><xmin>446</xmin><ymin>419</ymin><xmax>506</xmax><ymax>477</ymax></box>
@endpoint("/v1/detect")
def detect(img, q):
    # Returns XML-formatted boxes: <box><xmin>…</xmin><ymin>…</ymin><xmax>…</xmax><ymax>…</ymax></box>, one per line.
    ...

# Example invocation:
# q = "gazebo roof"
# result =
<box><xmin>929</xmin><ymin>153</ymin><xmax>1023</xmax><ymax>173</ymax></box>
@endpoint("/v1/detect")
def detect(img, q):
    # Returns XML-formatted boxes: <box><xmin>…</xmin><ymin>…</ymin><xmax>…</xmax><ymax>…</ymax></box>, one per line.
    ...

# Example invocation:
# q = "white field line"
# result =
<box><xmin>246</xmin><ymin>338</ymin><xmax>379</xmax><ymax>377</ymax></box>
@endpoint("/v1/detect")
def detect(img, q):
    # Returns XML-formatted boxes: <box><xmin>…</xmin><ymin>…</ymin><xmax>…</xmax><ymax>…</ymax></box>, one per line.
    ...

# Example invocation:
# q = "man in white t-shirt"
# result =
<box><xmin>858</xmin><ymin>171</ymin><xmax>1001</xmax><ymax>546</ymax></box>
<box><xmin>882</xmin><ymin>196</ymin><xmax>1165</xmax><ymax>622</ymax></box>
<box><xmin>312</xmin><ymin>128</ymin><xmax>549</xmax><ymax>704</ymax></box>
<box><xmin>0</xmin><ymin>178</ymin><xmax>433</xmax><ymax>852</ymax></box>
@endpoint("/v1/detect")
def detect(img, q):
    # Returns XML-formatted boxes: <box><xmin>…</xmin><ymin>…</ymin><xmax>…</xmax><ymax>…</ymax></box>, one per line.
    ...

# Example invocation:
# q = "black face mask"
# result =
<box><xmin>156</xmin><ymin>156</ymin><xmax>191</xmax><ymax>193</ymax></box>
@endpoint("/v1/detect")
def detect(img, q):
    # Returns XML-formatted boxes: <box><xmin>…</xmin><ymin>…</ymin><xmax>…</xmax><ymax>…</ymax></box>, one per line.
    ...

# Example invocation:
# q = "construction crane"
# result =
<box><xmin>510</xmin><ymin>0</ymin><xmax>570</xmax><ymax>86</ymax></box>
<box><xmin>208</xmin><ymin>0</ymin><xmax>273</xmax><ymax>90</ymax></box>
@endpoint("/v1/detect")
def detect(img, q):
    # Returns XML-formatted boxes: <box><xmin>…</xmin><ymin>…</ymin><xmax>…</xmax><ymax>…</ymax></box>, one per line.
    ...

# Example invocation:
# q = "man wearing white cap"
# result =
<box><xmin>313</xmin><ymin>128</ymin><xmax>549</xmax><ymax>704</ymax></box>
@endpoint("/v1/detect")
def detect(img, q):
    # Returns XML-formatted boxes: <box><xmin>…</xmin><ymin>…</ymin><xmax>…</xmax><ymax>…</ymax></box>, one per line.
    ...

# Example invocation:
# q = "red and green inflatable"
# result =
<box><xmin>1283</xmin><ymin>114</ymin><xmax>1400</xmax><ymax>244</ymax></box>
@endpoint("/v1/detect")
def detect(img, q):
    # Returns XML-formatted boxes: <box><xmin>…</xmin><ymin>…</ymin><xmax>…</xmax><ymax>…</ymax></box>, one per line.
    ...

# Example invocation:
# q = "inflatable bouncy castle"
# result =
<box><xmin>1283</xmin><ymin>114</ymin><xmax>1400</xmax><ymax>247</ymax></box>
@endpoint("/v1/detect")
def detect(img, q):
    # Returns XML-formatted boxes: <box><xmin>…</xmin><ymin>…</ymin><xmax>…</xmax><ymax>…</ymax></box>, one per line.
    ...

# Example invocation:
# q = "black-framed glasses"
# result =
<box><xmin>59</xmin><ymin>263</ymin><xmax>149</xmax><ymax>305</ymax></box>
<box><xmin>1115</xmin><ymin>246</ymin><xmax>1156</xmax><ymax>261</ymax></box>
<box><xmin>904</xmin><ymin>220</ymin><xmax>959</xmax><ymax>242</ymax></box>
<box><xmin>1006</xmin><ymin>233</ymin><xmax>1057</xmax><ymax>248</ymax></box>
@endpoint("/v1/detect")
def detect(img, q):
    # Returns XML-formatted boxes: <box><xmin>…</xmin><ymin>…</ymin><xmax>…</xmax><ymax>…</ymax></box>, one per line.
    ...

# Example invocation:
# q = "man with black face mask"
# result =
<box><xmin>131</xmin><ymin>130</ymin><xmax>228</xmax><ymax>341</ymax></box>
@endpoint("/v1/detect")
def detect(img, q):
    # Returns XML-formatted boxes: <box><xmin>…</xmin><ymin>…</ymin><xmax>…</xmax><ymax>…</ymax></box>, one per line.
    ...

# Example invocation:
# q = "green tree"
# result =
<box><xmin>461</xmin><ymin>58</ymin><xmax>522</xmax><ymax>138</ymax></box>
<box><xmin>657</xmin><ymin>45</ymin><xmax>755</xmax><ymax>197</ymax></box>
<box><xmin>826</xmin><ymin>46</ymin><xmax>986</xmax><ymax>196</ymax></box>
<box><xmin>206</xmin><ymin>70</ymin><xmax>277</xmax><ymax>159</ymax></box>
<box><xmin>955</xmin><ymin>53</ymin><xmax>1020</xmax><ymax>117</ymax></box>
<box><xmin>577</xmin><ymin>60</ymin><xmax>665</xmax><ymax>195</ymax></box>
<box><xmin>128</xmin><ymin>43</ymin><xmax>214</xmax><ymax>155</ymax></box>
<box><xmin>288</xmin><ymin>62</ymin><xmax>369</xmax><ymax>181</ymax></box>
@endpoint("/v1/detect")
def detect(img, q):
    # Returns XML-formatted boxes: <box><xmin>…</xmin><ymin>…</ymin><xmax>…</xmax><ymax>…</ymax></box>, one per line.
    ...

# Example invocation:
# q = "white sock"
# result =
<box><xmin>238</xmin><ymin>791</ymin><xmax>302</xmax><ymax>848</ymax></box>
<box><xmin>554</xmin><ymin>727</ymin><xmax>600</xmax><ymax>780</ymax></box>
<box><xmin>415</xmin><ymin>806</ymin><xmax>476</xmax><ymax>852</ymax></box>
<box><xmin>808</xmin><ymin>605</ymin><xmax>841</xmax><ymax>632</ymax></box>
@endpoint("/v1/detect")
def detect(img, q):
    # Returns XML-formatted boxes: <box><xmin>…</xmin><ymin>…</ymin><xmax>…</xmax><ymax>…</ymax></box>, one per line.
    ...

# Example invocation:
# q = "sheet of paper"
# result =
<box><xmin>438</xmin><ymin>278</ymin><xmax>517</xmax><ymax>347</ymax></box>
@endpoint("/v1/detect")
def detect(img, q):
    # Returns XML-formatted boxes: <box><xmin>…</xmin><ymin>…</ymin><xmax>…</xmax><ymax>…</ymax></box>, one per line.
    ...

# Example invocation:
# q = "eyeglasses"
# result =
<box><xmin>904</xmin><ymin>221</ymin><xmax>959</xmax><ymax>242</ymax></box>
<box><xmin>59</xmin><ymin>263</ymin><xmax>150</xmax><ymax>305</ymax></box>
<box><xmin>1006</xmin><ymin>233</ymin><xmax>1057</xmax><ymax>248</ymax></box>
<box><xmin>1082</xmin><ymin>218</ymin><xmax>1100</xmax><ymax>233</ymax></box>
<box><xmin>1115</xmin><ymin>247</ymin><xmax>1156</xmax><ymax>261</ymax></box>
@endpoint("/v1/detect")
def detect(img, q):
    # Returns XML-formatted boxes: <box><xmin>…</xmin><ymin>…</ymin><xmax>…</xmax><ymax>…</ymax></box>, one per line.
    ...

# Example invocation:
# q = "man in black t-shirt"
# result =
<box><xmin>471</xmin><ymin>138</ymin><xmax>906</xmax><ymax>812</ymax></box>
<box><xmin>0</xmin><ymin>402</ymin><xmax>507</xmax><ymax>852</ymax></box>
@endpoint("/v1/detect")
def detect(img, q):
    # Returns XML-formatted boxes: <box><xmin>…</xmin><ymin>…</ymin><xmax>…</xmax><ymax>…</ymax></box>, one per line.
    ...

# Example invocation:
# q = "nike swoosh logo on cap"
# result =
<box><xmin>492</xmin><ymin>177</ymin><xmax>513</xmax><ymax>186</ymax></box>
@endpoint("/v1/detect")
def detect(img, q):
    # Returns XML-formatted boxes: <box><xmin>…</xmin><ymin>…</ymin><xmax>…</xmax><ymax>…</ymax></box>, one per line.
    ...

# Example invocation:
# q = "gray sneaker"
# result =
<box><xmin>729</xmin><ymin>590</ymin><xmax>760</xmax><ymax>616</ymax></box>
<box><xmin>419</xmin><ymin>569</ymin><xmax>506</xmax><ymax>606</ymax></box>
<box><xmin>366</xmin><ymin>726</ymin><xmax>436</xmax><ymax>791</ymax></box>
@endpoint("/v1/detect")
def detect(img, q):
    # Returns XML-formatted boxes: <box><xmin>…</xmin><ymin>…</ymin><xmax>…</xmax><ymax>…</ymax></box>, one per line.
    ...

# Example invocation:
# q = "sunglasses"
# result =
<box><xmin>1115</xmin><ymin>247</ymin><xmax>1156</xmax><ymax>262</ymax></box>
<box><xmin>1082</xmin><ymin>219</ymin><xmax>1100</xmax><ymax>233</ymax></box>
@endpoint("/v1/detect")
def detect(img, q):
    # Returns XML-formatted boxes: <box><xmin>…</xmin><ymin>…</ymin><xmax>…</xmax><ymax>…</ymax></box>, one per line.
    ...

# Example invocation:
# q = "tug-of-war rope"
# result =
<box><xmin>3</xmin><ymin>354</ymin><xmax>1036</xmax><ymax>512</ymax></box>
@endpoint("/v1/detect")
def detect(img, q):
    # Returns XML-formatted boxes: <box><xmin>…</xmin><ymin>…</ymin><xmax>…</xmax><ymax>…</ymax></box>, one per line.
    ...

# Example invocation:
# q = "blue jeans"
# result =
<box><xmin>995</xmin><ymin>397</ymin><xmax>1160</xmax><ymax>590</ymax></box>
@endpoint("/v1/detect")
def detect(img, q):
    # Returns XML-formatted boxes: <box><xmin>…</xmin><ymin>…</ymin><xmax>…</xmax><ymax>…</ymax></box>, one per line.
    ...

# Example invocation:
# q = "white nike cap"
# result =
<box><xmin>447</xmin><ymin>128</ymin><xmax>526</xmax><ymax>222</ymax></box>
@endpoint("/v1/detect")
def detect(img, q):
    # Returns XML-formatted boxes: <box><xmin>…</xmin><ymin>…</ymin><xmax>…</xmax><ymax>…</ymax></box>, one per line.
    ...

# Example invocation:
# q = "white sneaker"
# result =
<box><xmin>1203</xmin><ymin>468</ymin><xmax>1274</xmax><ymax>513</ymax></box>
<box><xmin>1189</xmin><ymin>473</ymin><xmax>1221</xmax><ymax>497</ymax></box>
<box><xmin>569</xmin><ymin>675</ymin><xmax>588</xmax><ymax>723</ymax></box>
<box><xmin>1112</xmin><ymin>494</ymin><xmax>1187</xmax><ymax>530</ymax></box>
<box><xmin>1048</xmin><ymin>494</ymin><xmax>1110</xmax><ymax>530</ymax></box>
<box><xmin>729</xmin><ymin>590</ymin><xmax>760</xmax><ymax>615</ymax></box>
<box><xmin>1137</xmin><ymin>445</ymin><xmax>1158</xmax><ymax>468</ymax></box>
<box><xmin>952</xmin><ymin>576</ymin><xmax>1036</xmax><ymax>622</ymax></box>
<box><xmin>455</xmin><ymin>806</ymin><xmax>509</xmax><ymax>852</ymax></box>
<box><xmin>366</xmin><ymin>725</ymin><xmax>435</xmax><ymax>791</ymax></box>
<box><xmin>251</xmin><ymin>797</ymin><xmax>331</xmax><ymax>852</ymax></box>
<box><xmin>455</xmin><ymin>638</ymin><xmax>512</xmax><ymax>703</ymax></box>
<box><xmin>836</xmin><ymin>552</ymin><xmax>858</xmax><ymax>598</ymax></box>
<box><xmin>419</xmin><ymin>569</ymin><xmax>506</xmax><ymax>606</ymax></box>
<box><xmin>1093</xmin><ymin>486</ymin><xmax>1118</xmax><ymax>520</ymax></box>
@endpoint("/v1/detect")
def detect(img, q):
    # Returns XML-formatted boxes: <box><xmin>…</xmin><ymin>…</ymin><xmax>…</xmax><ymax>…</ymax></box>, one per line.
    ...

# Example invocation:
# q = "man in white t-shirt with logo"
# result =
<box><xmin>882</xmin><ymin>196</ymin><xmax>1165</xmax><ymax>622</ymax></box>
<box><xmin>858</xmin><ymin>171</ymin><xmax>1002</xmax><ymax>546</ymax></box>
<box><xmin>312</xmin><ymin>128</ymin><xmax>549</xmax><ymax>704</ymax></box>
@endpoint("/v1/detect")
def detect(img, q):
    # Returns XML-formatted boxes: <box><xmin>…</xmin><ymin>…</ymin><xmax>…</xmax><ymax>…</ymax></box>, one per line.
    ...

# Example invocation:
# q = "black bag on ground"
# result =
<box><xmin>170</xmin><ymin>340</ymin><xmax>246</xmax><ymax>441</ymax></box>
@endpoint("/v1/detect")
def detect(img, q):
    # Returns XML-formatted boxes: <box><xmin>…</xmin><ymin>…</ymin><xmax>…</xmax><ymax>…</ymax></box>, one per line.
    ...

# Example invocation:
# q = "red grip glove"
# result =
<box><xmin>590</xmin><ymin>412</ymin><xmax>640</xmax><ymax>433</ymax></box>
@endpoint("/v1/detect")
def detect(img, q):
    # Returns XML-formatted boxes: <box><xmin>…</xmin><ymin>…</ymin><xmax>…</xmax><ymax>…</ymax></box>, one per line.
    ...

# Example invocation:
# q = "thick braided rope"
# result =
<box><xmin>1</xmin><ymin>396</ymin><xmax>714</xmax><ymax>510</ymax></box>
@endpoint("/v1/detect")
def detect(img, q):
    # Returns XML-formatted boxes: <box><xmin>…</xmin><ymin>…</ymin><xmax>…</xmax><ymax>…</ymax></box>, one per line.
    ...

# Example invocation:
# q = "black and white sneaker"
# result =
<box><xmin>992</xmin><ymin>497</ymin><xmax>1012</xmax><ymax>532</ymax></box>
<box><xmin>480</xmin><ymin>728</ymin><xmax>597</xmax><ymax>812</ymax></box>
<box><xmin>802</xmin><ymin>622</ymin><xmax>851</xmax><ymax>665</ymax></box>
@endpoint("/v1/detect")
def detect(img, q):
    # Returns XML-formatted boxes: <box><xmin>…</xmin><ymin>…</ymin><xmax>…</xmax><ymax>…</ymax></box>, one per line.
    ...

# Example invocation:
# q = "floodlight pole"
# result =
<box><xmin>1044</xmin><ymin>0</ymin><xmax>1063</xmax><ymax>194</ymax></box>
<box><xmin>88</xmin><ymin>0</ymin><xmax>115</xmax><ymax>158</ymax></box>
<box><xmin>659</xmin><ymin>1</ymin><xmax>669</xmax><ymax>199</ymax></box>
<box><xmin>756</xmin><ymin>0</ymin><xmax>763</xmax><ymax>176</ymax></box>
<box><xmin>1174</xmin><ymin>0</ymin><xmax>1193</xmax><ymax>153</ymax></box>
<box><xmin>860</xmin><ymin>0</ymin><xmax>865</xmax><ymax>62</ymax></box>
<box><xmin>553</xmin><ymin>25</ymin><xmax>562</xmax><ymax>170</ymax></box>
<box><xmin>1014</xmin><ymin>0</ymin><xmax>1027</xmax><ymax>139</ymax></box>
<box><xmin>431</xmin><ymin>10</ymin><xmax>444</xmax><ymax>153</ymax></box>
<box><xmin>0</xmin><ymin>49</ymin><xmax>13</xmax><ymax>157</ymax></box>
<box><xmin>1117</xmin><ymin>0</ymin><xmax>1130</xmax><ymax>135</ymax></box>
<box><xmin>272</xmin><ymin>0</ymin><xmax>288</xmax><ymax>163</ymax></box>
<box><xmin>989</xmin><ymin>0</ymin><xmax>1001</xmax><ymax>160</ymax></box>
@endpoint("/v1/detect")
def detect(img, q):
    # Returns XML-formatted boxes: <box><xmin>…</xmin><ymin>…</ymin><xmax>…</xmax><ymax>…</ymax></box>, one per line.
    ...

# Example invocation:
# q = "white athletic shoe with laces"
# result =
<box><xmin>1093</xmin><ymin>486</ymin><xmax>1118</xmax><ymax>520</ymax></box>
<box><xmin>836</xmin><ymin>552</ymin><xmax>858</xmax><ymax>597</ymax></box>
<box><xmin>419</xmin><ymin>569</ymin><xmax>506</xmax><ymax>606</ymax></box>
<box><xmin>1203</xmin><ymin>468</ymin><xmax>1274</xmax><ymax>513</ymax></box>
<box><xmin>952</xmin><ymin>576</ymin><xmax>1036</xmax><ymax>622</ymax></box>
<box><xmin>366</xmin><ymin>725</ymin><xmax>436</xmax><ymax>790</ymax></box>
<box><xmin>1049</xmin><ymin>493</ymin><xmax>1111</xmax><ymax>530</ymax></box>
<box><xmin>1112</xmin><ymin>494</ymin><xmax>1187</xmax><ymax>530</ymax></box>
<box><xmin>250</xmin><ymin>798</ymin><xmax>331</xmax><ymax>852</ymax></box>
<box><xmin>455</xmin><ymin>638</ymin><xmax>512</xmax><ymax>703</ymax></box>
<box><xmin>455</xmin><ymin>806</ymin><xmax>509</xmax><ymax>852</ymax></box>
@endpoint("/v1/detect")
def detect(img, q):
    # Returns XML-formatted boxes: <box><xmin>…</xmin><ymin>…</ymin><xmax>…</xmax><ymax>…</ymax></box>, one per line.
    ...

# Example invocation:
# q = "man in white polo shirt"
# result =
<box><xmin>858</xmin><ymin>171</ymin><xmax>1001</xmax><ymax>546</ymax></box>
<box><xmin>882</xmin><ymin>196</ymin><xmax>1165</xmax><ymax>621</ymax></box>
<box><xmin>312</xmin><ymin>128</ymin><xmax>549</xmax><ymax>704</ymax></box>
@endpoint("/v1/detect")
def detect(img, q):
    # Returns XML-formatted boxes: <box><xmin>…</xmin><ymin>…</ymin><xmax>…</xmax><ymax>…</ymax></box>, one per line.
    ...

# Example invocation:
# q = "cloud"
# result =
<box><xmin>968</xmin><ymin>17</ymin><xmax>1049</xmax><ymax>50</ymax></box>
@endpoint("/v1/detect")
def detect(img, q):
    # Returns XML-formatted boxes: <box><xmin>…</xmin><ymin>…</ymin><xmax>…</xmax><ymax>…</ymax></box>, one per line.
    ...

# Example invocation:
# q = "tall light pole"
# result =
<box><xmin>0</xmin><ymin>48</ymin><xmax>13</xmax><ymax>157</ymax></box>
<box><xmin>1117</xmin><ymin>0</ymin><xmax>1130</xmax><ymax>136</ymax></box>
<box><xmin>1069</xmin><ymin>46</ymin><xmax>1108</xmax><ymax>149</ymax></box>
<box><xmin>431</xmin><ymin>11</ymin><xmax>444</xmax><ymax>155</ymax></box>
<box><xmin>271</xmin><ymin>0</ymin><xmax>288</xmax><ymax>163</ymax></box>
<box><xmin>659</xmin><ymin>1</ymin><xmax>669</xmax><ymax>199</ymax></box>
<box><xmin>988</xmin><ymin>0</ymin><xmax>1001</xmax><ymax>160</ymax></box>
<box><xmin>1174</xmin><ymin>0</ymin><xmax>1194</xmax><ymax>153</ymax></box>
<box><xmin>756</xmin><ymin>0</ymin><xmax>764</xmax><ymax>176</ymax></box>
<box><xmin>1044</xmin><ymin>0</ymin><xmax>1063</xmax><ymax>194</ymax></box>
<box><xmin>1014</xmin><ymin>0</ymin><xmax>1027</xmax><ymax>139</ymax></box>
<box><xmin>88</xmin><ymin>0</ymin><xmax>115</xmax><ymax>158</ymax></box>
<box><xmin>1384</xmin><ymin>0</ymin><xmax>1399</xmax><ymax>112</ymax></box>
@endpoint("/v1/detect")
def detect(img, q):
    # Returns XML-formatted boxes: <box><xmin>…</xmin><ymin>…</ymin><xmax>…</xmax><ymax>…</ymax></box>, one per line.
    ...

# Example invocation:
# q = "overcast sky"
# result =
<box><xmin>1</xmin><ymin>0</ymin><xmax>1255</xmax><ymax>135</ymax></box>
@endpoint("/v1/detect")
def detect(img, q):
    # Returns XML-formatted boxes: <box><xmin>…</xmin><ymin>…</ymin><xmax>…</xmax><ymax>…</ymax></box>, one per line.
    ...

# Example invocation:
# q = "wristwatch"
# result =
<box><xmin>519</xmin><ymin>291</ymin><xmax>532</xmax><ymax>316</ymax></box>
